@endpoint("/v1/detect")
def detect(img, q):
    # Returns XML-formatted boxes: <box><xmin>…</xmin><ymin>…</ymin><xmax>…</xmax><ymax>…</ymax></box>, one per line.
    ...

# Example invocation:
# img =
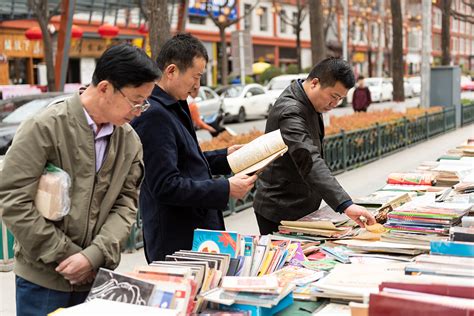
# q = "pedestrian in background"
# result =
<box><xmin>187</xmin><ymin>85</ymin><xmax>217</xmax><ymax>135</ymax></box>
<box><xmin>352</xmin><ymin>75</ymin><xmax>372</xmax><ymax>112</ymax></box>
<box><xmin>0</xmin><ymin>44</ymin><xmax>160</xmax><ymax>316</ymax></box>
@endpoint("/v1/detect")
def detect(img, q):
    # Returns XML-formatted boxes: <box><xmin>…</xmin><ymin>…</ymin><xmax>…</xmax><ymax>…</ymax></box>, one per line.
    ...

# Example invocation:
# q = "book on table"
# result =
<box><xmin>226</xmin><ymin>129</ymin><xmax>288</xmax><ymax>175</ymax></box>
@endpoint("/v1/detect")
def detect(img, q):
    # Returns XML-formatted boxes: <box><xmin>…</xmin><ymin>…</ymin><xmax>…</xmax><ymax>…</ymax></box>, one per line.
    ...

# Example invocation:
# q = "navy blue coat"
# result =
<box><xmin>131</xmin><ymin>85</ymin><xmax>231</xmax><ymax>262</ymax></box>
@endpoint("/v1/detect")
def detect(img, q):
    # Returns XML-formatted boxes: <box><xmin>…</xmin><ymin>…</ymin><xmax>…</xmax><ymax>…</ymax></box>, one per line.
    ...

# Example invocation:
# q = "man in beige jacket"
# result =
<box><xmin>0</xmin><ymin>44</ymin><xmax>160</xmax><ymax>315</ymax></box>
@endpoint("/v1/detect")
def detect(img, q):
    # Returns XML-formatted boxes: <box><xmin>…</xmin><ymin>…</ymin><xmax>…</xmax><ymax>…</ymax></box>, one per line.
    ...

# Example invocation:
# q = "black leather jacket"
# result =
<box><xmin>253</xmin><ymin>80</ymin><xmax>351</xmax><ymax>223</ymax></box>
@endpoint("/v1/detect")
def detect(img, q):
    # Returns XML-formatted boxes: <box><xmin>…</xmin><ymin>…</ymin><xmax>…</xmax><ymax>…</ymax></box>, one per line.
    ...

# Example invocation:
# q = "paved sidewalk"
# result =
<box><xmin>1</xmin><ymin>124</ymin><xmax>473</xmax><ymax>315</ymax></box>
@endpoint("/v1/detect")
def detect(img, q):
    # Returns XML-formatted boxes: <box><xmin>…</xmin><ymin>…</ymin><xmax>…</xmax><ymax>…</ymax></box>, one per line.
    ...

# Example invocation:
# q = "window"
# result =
<box><xmin>248</xmin><ymin>87</ymin><xmax>264</xmax><ymax>96</ymax></box>
<box><xmin>433</xmin><ymin>7</ymin><xmax>442</xmax><ymax>28</ymax></box>
<box><xmin>280</xmin><ymin>10</ymin><xmax>287</xmax><ymax>33</ymax></box>
<box><xmin>259</xmin><ymin>7</ymin><xmax>268</xmax><ymax>31</ymax></box>
<box><xmin>204</xmin><ymin>88</ymin><xmax>216</xmax><ymax>100</ymax></box>
<box><xmin>244</xmin><ymin>4</ymin><xmax>252</xmax><ymax>30</ymax></box>
<box><xmin>408</xmin><ymin>29</ymin><xmax>421</xmax><ymax>50</ymax></box>
<box><xmin>189</xmin><ymin>15</ymin><xmax>206</xmax><ymax>25</ymax></box>
<box><xmin>292</xmin><ymin>12</ymin><xmax>298</xmax><ymax>34</ymax></box>
<box><xmin>371</xmin><ymin>23</ymin><xmax>379</xmax><ymax>46</ymax></box>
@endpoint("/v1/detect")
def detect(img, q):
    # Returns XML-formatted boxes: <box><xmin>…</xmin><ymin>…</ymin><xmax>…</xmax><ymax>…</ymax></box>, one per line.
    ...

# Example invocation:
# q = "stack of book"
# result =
<box><xmin>404</xmin><ymin>253</ymin><xmax>474</xmax><ymax>278</ymax></box>
<box><xmin>383</xmin><ymin>201</ymin><xmax>472</xmax><ymax>246</ymax></box>
<box><xmin>201</xmin><ymin>275</ymin><xmax>294</xmax><ymax>314</ymax></box>
<box><xmin>277</xmin><ymin>205</ymin><xmax>355</xmax><ymax>240</ymax></box>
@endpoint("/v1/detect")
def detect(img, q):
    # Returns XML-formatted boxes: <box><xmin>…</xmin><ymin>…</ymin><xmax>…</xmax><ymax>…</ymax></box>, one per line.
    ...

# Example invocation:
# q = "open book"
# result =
<box><xmin>227</xmin><ymin>129</ymin><xmax>288</xmax><ymax>175</ymax></box>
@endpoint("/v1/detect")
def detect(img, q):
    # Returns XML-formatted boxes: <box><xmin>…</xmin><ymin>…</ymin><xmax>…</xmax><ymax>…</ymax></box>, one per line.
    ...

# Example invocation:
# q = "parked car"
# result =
<box><xmin>266</xmin><ymin>74</ymin><xmax>308</xmax><ymax>106</ymax></box>
<box><xmin>461</xmin><ymin>76</ymin><xmax>474</xmax><ymax>91</ymax></box>
<box><xmin>403</xmin><ymin>79</ymin><xmax>414</xmax><ymax>98</ymax></box>
<box><xmin>347</xmin><ymin>77</ymin><xmax>392</xmax><ymax>104</ymax></box>
<box><xmin>0</xmin><ymin>95</ymin><xmax>70</xmax><ymax>155</ymax></box>
<box><xmin>407</xmin><ymin>76</ymin><xmax>421</xmax><ymax>96</ymax></box>
<box><xmin>364</xmin><ymin>77</ymin><xmax>393</xmax><ymax>102</ymax></box>
<box><xmin>220</xmin><ymin>84</ymin><xmax>273</xmax><ymax>123</ymax></box>
<box><xmin>194</xmin><ymin>86</ymin><xmax>223</xmax><ymax>121</ymax></box>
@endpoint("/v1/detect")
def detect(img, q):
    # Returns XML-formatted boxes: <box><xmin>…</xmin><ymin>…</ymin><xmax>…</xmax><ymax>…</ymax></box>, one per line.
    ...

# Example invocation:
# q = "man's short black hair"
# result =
<box><xmin>92</xmin><ymin>43</ymin><xmax>160</xmax><ymax>89</ymax></box>
<box><xmin>156</xmin><ymin>33</ymin><xmax>209</xmax><ymax>72</ymax></box>
<box><xmin>358</xmin><ymin>75</ymin><xmax>365</xmax><ymax>81</ymax></box>
<box><xmin>307</xmin><ymin>57</ymin><xmax>355</xmax><ymax>89</ymax></box>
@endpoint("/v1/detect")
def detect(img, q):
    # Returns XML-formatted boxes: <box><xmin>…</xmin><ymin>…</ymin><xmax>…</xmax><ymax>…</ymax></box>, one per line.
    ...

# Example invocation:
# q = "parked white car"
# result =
<box><xmin>221</xmin><ymin>84</ymin><xmax>273</xmax><ymax>123</ymax></box>
<box><xmin>194</xmin><ymin>86</ymin><xmax>222</xmax><ymax>121</ymax></box>
<box><xmin>347</xmin><ymin>77</ymin><xmax>392</xmax><ymax>104</ymax></box>
<box><xmin>407</xmin><ymin>76</ymin><xmax>421</xmax><ymax>96</ymax></box>
<box><xmin>266</xmin><ymin>74</ymin><xmax>308</xmax><ymax>106</ymax></box>
<box><xmin>403</xmin><ymin>79</ymin><xmax>414</xmax><ymax>98</ymax></box>
<box><xmin>364</xmin><ymin>77</ymin><xmax>393</xmax><ymax>102</ymax></box>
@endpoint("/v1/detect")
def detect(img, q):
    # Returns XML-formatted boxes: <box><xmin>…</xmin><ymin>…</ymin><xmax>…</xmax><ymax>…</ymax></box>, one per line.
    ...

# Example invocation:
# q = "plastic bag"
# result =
<box><xmin>34</xmin><ymin>163</ymin><xmax>71</xmax><ymax>221</ymax></box>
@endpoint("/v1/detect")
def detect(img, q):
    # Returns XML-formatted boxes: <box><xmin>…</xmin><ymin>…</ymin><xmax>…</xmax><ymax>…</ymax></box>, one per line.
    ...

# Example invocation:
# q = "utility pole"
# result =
<box><xmin>238</xmin><ymin>31</ymin><xmax>245</xmax><ymax>84</ymax></box>
<box><xmin>342</xmin><ymin>0</ymin><xmax>348</xmax><ymax>61</ymax></box>
<box><xmin>421</xmin><ymin>0</ymin><xmax>432</xmax><ymax>108</ymax></box>
<box><xmin>377</xmin><ymin>0</ymin><xmax>385</xmax><ymax>77</ymax></box>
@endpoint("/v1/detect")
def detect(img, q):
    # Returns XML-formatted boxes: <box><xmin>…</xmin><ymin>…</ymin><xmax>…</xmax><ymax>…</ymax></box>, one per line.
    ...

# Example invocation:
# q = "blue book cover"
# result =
<box><xmin>430</xmin><ymin>240</ymin><xmax>474</xmax><ymax>258</ymax></box>
<box><xmin>192</xmin><ymin>229</ymin><xmax>240</xmax><ymax>258</ymax></box>
<box><xmin>220</xmin><ymin>292</ymin><xmax>293</xmax><ymax>316</ymax></box>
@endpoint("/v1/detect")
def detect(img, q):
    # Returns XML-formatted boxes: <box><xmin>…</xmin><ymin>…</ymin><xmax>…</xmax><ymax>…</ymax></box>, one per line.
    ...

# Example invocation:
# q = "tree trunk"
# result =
<box><xmin>147</xmin><ymin>0</ymin><xmax>171</xmax><ymax>61</ymax></box>
<box><xmin>441</xmin><ymin>0</ymin><xmax>452</xmax><ymax>65</ymax></box>
<box><xmin>390</xmin><ymin>0</ymin><xmax>404</xmax><ymax>102</ymax></box>
<box><xmin>219</xmin><ymin>27</ymin><xmax>228</xmax><ymax>85</ymax></box>
<box><xmin>38</xmin><ymin>20</ymin><xmax>56</xmax><ymax>92</ymax></box>
<box><xmin>28</xmin><ymin>0</ymin><xmax>55</xmax><ymax>92</ymax></box>
<box><xmin>296</xmin><ymin>25</ymin><xmax>302</xmax><ymax>73</ymax></box>
<box><xmin>309</xmin><ymin>0</ymin><xmax>326</xmax><ymax>65</ymax></box>
<box><xmin>177</xmin><ymin>0</ymin><xmax>189</xmax><ymax>33</ymax></box>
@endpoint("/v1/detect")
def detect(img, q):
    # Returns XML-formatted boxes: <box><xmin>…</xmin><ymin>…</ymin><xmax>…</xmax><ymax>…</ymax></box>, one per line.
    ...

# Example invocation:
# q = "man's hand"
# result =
<box><xmin>228</xmin><ymin>144</ymin><xmax>244</xmax><ymax>155</ymax></box>
<box><xmin>56</xmin><ymin>253</ymin><xmax>93</xmax><ymax>285</ymax></box>
<box><xmin>344</xmin><ymin>204</ymin><xmax>376</xmax><ymax>228</ymax></box>
<box><xmin>229</xmin><ymin>173</ymin><xmax>258</xmax><ymax>199</ymax></box>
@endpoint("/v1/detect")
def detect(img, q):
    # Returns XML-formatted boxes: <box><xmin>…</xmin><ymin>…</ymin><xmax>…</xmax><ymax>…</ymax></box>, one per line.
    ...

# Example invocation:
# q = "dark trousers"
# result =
<box><xmin>16</xmin><ymin>276</ymin><xmax>89</xmax><ymax>316</ymax></box>
<box><xmin>255</xmin><ymin>212</ymin><xmax>280</xmax><ymax>235</ymax></box>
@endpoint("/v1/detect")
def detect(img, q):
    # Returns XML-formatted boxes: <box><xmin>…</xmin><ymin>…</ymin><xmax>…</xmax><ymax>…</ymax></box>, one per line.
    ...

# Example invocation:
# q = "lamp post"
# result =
<box><xmin>421</xmin><ymin>0</ymin><xmax>432</xmax><ymax>108</ymax></box>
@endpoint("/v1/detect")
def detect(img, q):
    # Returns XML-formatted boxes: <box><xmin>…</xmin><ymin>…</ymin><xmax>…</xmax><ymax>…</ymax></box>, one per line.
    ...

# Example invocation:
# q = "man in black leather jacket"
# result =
<box><xmin>253</xmin><ymin>57</ymin><xmax>376</xmax><ymax>234</ymax></box>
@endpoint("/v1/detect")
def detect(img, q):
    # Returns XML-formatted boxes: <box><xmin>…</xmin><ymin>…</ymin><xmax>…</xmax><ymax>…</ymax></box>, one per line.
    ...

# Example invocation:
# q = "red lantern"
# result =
<box><xmin>98</xmin><ymin>23</ymin><xmax>119</xmax><ymax>39</ymax></box>
<box><xmin>138</xmin><ymin>24</ymin><xmax>148</xmax><ymax>35</ymax></box>
<box><xmin>25</xmin><ymin>27</ymin><xmax>43</xmax><ymax>40</ymax></box>
<box><xmin>71</xmin><ymin>25</ymin><xmax>83</xmax><ymax>39</ymax></box>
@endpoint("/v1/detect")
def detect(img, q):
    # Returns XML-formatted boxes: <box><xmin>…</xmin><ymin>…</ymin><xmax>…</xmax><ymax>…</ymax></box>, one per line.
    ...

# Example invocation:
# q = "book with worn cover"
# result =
<box><xmin>192</xmin><ymin>229</ymin><xmax>241</xmax><ymax>258</ymax></box>
<box><xmin>226</xmin><ymin>129</ymin><xmax>288</xmax><ymax>175</ymax></box>
<box><xmin>86</xmin><ymin>268</ymin><xmax>156</xmax><ymax>306</ymax></box>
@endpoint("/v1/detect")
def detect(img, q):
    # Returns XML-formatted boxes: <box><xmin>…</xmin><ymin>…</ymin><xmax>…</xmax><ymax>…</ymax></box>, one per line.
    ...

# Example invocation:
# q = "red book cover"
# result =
<box><xmin>368</xmin><ymin>292</ymin><xmax>474</xmax><ymax>316</ymax></box>
<box><xmin>379</xmin><ymin>282</ymin><xmax>474</xmax><ymax>299</ymax></box>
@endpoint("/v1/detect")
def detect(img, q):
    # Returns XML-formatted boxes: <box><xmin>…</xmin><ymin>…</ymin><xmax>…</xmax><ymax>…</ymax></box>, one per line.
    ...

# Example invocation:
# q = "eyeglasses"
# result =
<box><xmin>332</xmin><ymin>95</ymin><xmax>345</xmax><ymax>106</ymax></box>
<box><xmin>117</xmin><ymin>88</ymin><xmax>151</xmax><ymax>112</ymax></box>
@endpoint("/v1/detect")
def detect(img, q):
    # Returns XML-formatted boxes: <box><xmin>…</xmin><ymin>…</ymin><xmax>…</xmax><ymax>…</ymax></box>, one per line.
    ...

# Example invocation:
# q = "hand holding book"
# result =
<box><xmin>227</xmin><ymin>129</ymin><xmax>288</xmax><ymax>176</ymax></box>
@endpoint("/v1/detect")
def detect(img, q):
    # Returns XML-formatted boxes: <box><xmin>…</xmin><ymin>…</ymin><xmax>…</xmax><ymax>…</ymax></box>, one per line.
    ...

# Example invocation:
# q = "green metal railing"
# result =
<box><xmin>126</xmin><ymin>104</ymin><xmax>474</xmax><ymax>251</ymax></box>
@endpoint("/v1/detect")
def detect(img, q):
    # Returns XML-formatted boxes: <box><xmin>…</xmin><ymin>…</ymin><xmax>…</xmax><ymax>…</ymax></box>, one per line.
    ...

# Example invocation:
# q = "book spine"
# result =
<box><xmin>430</xmin><ymin>241</ymin><xmax>474</xmax><ymax>257</ymax></box>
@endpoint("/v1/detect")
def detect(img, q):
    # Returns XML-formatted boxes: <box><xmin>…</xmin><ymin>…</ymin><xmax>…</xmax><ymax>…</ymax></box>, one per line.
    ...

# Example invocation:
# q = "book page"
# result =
<box><xmin>227</xmin><ymin>129</ymin><xmax>287</xmax><ymax>174</ymax></box>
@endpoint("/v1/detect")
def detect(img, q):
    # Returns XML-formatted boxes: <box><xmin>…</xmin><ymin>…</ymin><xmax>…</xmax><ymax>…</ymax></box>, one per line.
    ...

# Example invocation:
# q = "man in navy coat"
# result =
<box><xmin>132</xmin><ymin>34</ymin><xmax>257</xmax><ymax>262</ymax></box>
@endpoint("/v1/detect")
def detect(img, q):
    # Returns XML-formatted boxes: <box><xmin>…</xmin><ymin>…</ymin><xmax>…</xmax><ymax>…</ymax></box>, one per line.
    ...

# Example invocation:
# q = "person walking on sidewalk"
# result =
<box><xmin>352</xmin><ymin>75</ymin><xmax>372</xmax><ymax>112</ymax></box>
<box><xmin>253</xmin><ymin>57</ymin><xmax>376</xmax><ymax>235</ymax></box>
<box><xmin>0</xmin><ymin>44</ymin><xmax>160</xmax><ymax>316</ymax></box>
<box><xmin>131</xmin><ymin>33</ymin><xmax>257</xmax><ymax>262</ymax></box>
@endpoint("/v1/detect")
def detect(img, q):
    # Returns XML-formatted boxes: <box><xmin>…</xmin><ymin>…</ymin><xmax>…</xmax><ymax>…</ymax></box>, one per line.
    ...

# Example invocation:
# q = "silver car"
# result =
<box><xmin>194</xmin><ymin>86</ymin><xmax>223</xmax><ymax>122</ymax></box>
